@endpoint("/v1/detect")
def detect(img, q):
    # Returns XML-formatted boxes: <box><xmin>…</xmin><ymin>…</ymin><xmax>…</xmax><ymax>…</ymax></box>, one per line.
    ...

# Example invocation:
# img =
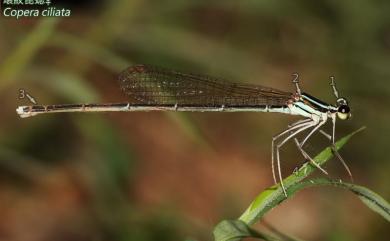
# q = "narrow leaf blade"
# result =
<box><xmin>290</xmin><ymin>178</ymin><xmax>390</xmax><ymax>222</ymax></box>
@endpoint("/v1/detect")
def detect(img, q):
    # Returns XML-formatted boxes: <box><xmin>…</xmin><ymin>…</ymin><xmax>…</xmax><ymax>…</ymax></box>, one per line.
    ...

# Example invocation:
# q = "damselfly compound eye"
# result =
<box><xmin>337</xmin><ymin>105</ymin><xmax>351</xmax><ymax>120</ymax></box>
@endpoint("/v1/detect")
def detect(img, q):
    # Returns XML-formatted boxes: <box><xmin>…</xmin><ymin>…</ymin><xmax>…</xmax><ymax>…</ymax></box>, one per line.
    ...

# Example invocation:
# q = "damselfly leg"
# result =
<box><xmin>288</xmin><ymin>118</ymin><xmax>312</xmax><ymax>128</ymax></box>
<box><xmin>319</xmin><ymin>130</ymin><xmax>332</xmax><ymax>140</ymax></box>
<box><xmin>273</xmin><ymin>121</ymin><xmax>317</xmax><ymax>196</ymax></box>
<box><xmin>329</xmin><ymin>78</ymin><xmax>354</xmax><ymax>181</ymax></box>
<box><xmin>319</xmin><ymin>117</ymin><xmax>353</xmax><ymax>181</ymax></box>
<box><xmin>293</xmin><ymin>138</ymin><xmax>328</xmax><ymax>174</ymax></box>
<box><xmin>271</xmin><ymin>119</ymin><xmax>312</xmax><ymax>185</ymax></box>
<box><xmin>293</xmin><ymin>118</ymin><xmax>329</xmax><ymax>175</ymax></box>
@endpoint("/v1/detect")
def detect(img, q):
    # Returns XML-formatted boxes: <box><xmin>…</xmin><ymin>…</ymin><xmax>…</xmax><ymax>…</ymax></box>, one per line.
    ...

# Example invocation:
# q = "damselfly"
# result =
<box><xmin>16</xmin><ymin>64</ymin><xmax>352</xmax><ymax>196</ymax></box>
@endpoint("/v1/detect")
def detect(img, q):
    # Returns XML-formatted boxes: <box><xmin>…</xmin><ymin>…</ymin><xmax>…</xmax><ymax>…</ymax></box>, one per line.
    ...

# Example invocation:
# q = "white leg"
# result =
<box><xmin>332</xmin><ymin>115</ymin><xmax>336</xmax><ymax>145</ymax></box>
<box><xmin>332</xmin><ymin>146</ymin><xmax>354</xmax><ymax>181</ymax></box>
<box><xmin>288</xmin><ymin>118</ymin><xmax>312</xmax><ymax>128</ymax></box>
<box><xmin>292</xmin><ymin>118</ymin><xmax>328</xmax><ymax>176</ymax></box>
<box><xmin>321</xmin><ymin>119</ymin><xmax>354</xmax><ymax>181</ymax></box>
<box><xmin>294</xmin><ymin>138</ymin><xmax>328</xmax><ymax>175</ymax></box>
<box><xmin>319</xmin><ymin>130</ymin><xmax>332</xmax><ymax>140</ymax></box>
<box><xmin>275</xmin><ymin>121</ymin><xmax>317</xmax><ymax>196</ymax></box>
<box><xmin>271</xmin><ymin>119</ymin><xmax>312</xmax><ymax>185</ymax></box>
<box><xmin>300</xmin><ymin>118</ymin><xmax>327</xmax><ymax>147</ymax></box>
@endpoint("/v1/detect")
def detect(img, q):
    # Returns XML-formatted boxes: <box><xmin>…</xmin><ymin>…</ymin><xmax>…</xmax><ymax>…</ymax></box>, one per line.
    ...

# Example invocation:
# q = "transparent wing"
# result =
<box><xmin>118</xmin><ymin>65</ymin><xmax>293</xmax><ymax>107</ymax></box>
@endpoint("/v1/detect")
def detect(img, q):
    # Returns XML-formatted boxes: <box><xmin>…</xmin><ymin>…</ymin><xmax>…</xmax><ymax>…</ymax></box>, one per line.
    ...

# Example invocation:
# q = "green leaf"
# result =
<box><xmin>289</xmin><ymin>178</ymin><xmax>390</xmax><ymax>222</ymax></box>
<box><xmin>213</xmin><ymin>220</ymin><xmax>281</xmax><ymax>241</ymax></box>
<box><xmin>239</xmin><ymin>127</ymin><xmax>366</xmax><ymax>225</ymax></box>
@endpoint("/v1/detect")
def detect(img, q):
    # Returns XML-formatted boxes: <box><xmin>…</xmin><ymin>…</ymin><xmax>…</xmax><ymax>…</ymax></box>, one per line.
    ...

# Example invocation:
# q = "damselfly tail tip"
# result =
<box><xmin>16</xmin><ymin>106</ymin><xmax>37</xmax><ymax>118</ymax></box>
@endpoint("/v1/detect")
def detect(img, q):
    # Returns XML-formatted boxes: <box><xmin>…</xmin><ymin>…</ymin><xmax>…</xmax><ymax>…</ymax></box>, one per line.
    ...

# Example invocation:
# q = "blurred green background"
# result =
<box><xmin>0</xmin><ymin>1</ymin><xmax>389</xmax><ymax>240</ymax></box>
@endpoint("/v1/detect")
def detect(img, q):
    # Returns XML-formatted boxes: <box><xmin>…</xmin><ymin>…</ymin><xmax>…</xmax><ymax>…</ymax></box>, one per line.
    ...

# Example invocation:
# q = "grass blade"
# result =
<box><xmin>289</xmin><ymin>178</ymin><xmax>390</xmax><ymax>222</ymax></box>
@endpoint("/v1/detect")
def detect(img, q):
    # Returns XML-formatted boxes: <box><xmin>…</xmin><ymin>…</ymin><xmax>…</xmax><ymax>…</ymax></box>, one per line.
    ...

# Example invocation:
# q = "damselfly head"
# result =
<box><xmin>336</xmin><ymin>97</ymin><xmax>351</xmax><ymax>120</ymax></box>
